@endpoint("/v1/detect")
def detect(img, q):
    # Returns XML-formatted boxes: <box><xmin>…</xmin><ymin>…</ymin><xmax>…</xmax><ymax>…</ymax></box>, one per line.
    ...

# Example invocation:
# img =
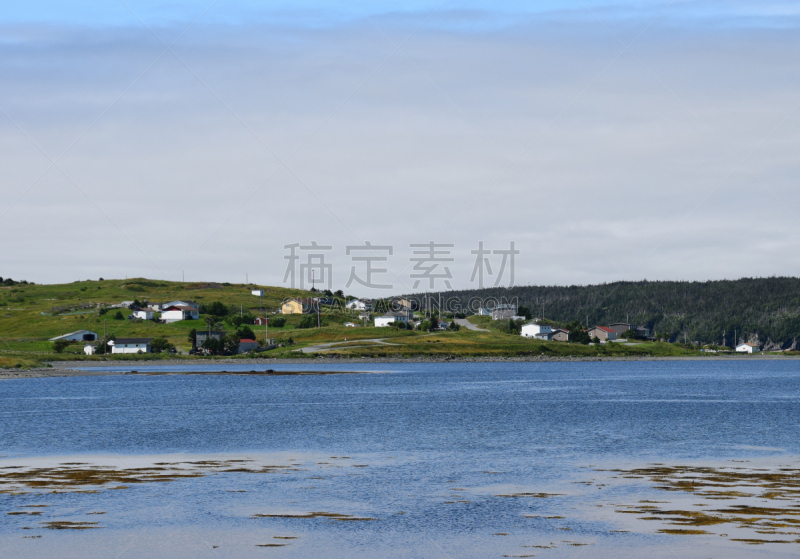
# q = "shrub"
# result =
<box><xmin>150</xmin><ymin>338</ymin><xmax>174</xmax><ymax>354</ymax></box>
<box><xmin>113</xmin><ymin>311</ymin><xmax>124</xmax><ymax>320</ymax></box>
<box><xmin>297</xmin><ymin>315</ymin><xmax>317</xmax><ymax>329</ymax></box>
<box><xmin>270</xmin><ymin>317</ymin><xmax>286</xmax><ymax>328</ymax></box>
<box><xmin>52</xmin><ymin>340</ymin><xmax>71</xmax><ymax>353</ymax></box>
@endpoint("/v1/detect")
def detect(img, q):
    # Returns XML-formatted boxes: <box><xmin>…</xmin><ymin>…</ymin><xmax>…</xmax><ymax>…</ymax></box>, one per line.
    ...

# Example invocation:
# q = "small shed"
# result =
<box><xmin>109</xmin><ymin>338</ymin><xmax>152</xmax><ymax>354</ymax></box>
<box><xmin>736</xmin><ymin>343</ymin><xmax>759</xmax><ymax>354</ymax></box>
<box><xmin>132</xmin><ymin>309</ymin><xmax>155</xmax><ymax>320</ymax></box>
<box><xmin>252</xmin><ymin>290</ymin><xmax>265</xmax><ymax>297</ymax></box>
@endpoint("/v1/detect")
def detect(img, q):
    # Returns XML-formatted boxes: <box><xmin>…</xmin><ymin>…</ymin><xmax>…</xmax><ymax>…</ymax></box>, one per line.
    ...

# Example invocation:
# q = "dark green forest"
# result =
<box><xmin>403</xmin><ymin>277</ymin><xmax>800</xmax><ymax>348</ymax></box>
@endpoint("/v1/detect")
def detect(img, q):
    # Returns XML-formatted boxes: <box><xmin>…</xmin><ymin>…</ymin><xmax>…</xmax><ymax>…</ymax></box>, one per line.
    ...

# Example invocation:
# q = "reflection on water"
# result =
<box><xmin>2</xmin><ymin>361</ymin><xmax>800</xmax><ymax>557</ymax></box>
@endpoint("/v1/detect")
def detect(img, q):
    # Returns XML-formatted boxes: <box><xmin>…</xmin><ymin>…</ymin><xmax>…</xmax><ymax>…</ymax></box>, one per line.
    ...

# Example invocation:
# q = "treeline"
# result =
<box><xmin>403</xmin><ymin>277</ymin><xmax>800</xmax><ymax>348</ymax></box>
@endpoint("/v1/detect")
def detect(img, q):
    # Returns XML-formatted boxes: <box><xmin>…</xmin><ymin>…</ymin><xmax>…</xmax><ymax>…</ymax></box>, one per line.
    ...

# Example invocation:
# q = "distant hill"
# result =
<box><xmin>401</xmin><ymin>277</ymin><xmax>800</xmax><ymax>348</ymax></box>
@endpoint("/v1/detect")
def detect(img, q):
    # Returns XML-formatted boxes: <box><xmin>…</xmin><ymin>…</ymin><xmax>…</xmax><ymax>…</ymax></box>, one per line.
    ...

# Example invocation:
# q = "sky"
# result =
<box><xmin>1</xmin><ymin>1</ymin><xmax>799</xmax><ymax>297</ymax></box>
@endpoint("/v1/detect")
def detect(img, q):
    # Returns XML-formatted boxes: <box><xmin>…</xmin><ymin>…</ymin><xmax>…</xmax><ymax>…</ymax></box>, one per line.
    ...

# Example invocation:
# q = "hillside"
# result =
<box><xmin>400</xmin><ymin>277</ymin><xmax>800</xmax><ymax>348</ymax></box>
<box><xmin>0</xmin><ymin>278</ymin><xmax>312</xmax><ymax>348</ymax></box>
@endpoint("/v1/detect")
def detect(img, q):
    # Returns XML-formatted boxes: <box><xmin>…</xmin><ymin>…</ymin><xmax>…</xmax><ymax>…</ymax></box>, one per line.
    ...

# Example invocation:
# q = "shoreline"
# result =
<box><xmin>1</xmin><ymin>354</ymin><xmax>797</xmax><ymax>380</ymax></box>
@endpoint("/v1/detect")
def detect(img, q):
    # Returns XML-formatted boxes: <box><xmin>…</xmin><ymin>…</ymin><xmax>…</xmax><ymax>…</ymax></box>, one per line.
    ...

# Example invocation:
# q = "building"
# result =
<box><xmin>49</xmin><ymin>330</ymin><xmax>98</xmax><ymax>342</ymax></box>
<box><xmin>163</xmin><ymin>300</ymin><xmax>199</xmax><ymax>310</ymax></box>
<box><xmin>492</xmin><ymin>304</ymin><xmax>518</xmax><ymax>320</ymax></box>
<box><xmin>477</xmin><ymin>308</ymin><xmax>492</xmax><ymax>316</ymax></box>
<box><xmin>343</xmin><ymin>322</ymin><xmax>358</xmax><ymax>327</ymax></box>
<box><xmin>346</xmin><ymin>298</ymin><xmax>372</xmax><ymax>311</ymax></box>
<box><xmin>375</xmin><ymin>311</ymin><xmax>413</xmax><ymax>327</ymax></box>
<box><xmin>161</xmin><ymin>305</ymin><xmax>200</xmax><ymax>323</ymax></box>
<box><xmin>109</xmin><ymin>338</ymin><xmax>152</xmax><ymax>354</ymax></box>
<box><xmin>587</xmin><ymin>326</ymin><xmax>617</xmax><ymax>342</ymax></box>
<box><xmin>551</xmin><ymin>329</ymin><xmax>570</xmax><ymax>342</ymax></box>
<box><xmin>607</xmin><ymin>322</ymin><xmax>631</xmax><ymax>335</ymax></box>
<box><xmin>196</xmin><ymin>330</ymin><xmax>226</xmax><ymax>347</ymax></box>
<box><xmin>238</xmin><ymin>339</ymin><xmax>259</xmax><ymax>353</ymax></box>
<box><xmin>83</xmin><ymin>343</ymin><xmax>96</xmax><ymax>355</ymax></box>
<box><xmin>251</xmin><ymin>289</ymin><xmax>265</xmax><ymax>296</ymax></box>
<box><xmin>390</xmin><ymin>297</ymin><xmax>414</xmax><ymax>310</ymax></box>
<box><xmin>281</xmin><ymin>298</ymin><xmax>318</xmax><ymax>315</ymax></box>
<box><xmin>521</xmin><ymin>322</ymin><xmax>552</xmax><ymax>339</ymax></box>
<box><xmin>132</xmin><ymin>308</ymin><xmax>155</xmax><ymax>320</ymax></box>
<box><xmin>736</xmin><ymin>342</ymin><xmax>759</xmax><ymax>354</ymax></box>
<box><xmin>254</xmin><ymin>317</ymin><xmax>268</xmax><ymax>325</ymax></box>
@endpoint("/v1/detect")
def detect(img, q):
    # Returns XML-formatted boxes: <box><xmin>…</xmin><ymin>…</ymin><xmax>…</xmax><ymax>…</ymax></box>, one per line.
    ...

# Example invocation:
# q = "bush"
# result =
<box><xmin>237</xmin><ymin>325</ymin><xmax>256</xmax><ymax>340</ymax></box>
<box><xmin>150</xmin><ymin>337</ymin><xmax>174</xmax><ymax>354</ymax></box>
<box><xmin>270</xmin><ymin>317</ymin><xmax>286</xmax><ymax>328</ymax></box>
<box><xmin>297</xmin><ymin>315</ymin><xmax>317</xmax><ymax>329</ymax></box>
<box><xmin>52</xmin><ymin>339</ymin><xmax>71</xmax><ymax>353</ymax></box>
<box><xmin>113</xmin><ymin>311</ymin><xmax>124</xmax><ymax>320</ymax></box>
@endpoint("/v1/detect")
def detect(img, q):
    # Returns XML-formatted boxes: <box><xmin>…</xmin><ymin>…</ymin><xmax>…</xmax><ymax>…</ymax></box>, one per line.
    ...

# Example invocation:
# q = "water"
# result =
<box><xmin>1</xmin><ymin>361</ymin><xmax>799</xmax><ymax>557</ymax></box>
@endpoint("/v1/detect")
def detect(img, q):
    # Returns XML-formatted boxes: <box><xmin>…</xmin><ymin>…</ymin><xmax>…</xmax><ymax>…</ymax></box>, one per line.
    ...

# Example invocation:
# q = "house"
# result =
<box><xmin>196</xmin><ymin>330</ymin><xmax>226</xmax><ymax>347</ymax></box>
<box><xmin>587</xmin><ymin>326</ymin><xmax>617</xmax><ymax>341</ymax></box>
<box><xmin>635</xmin><ymin>326</ymin><xmax>651</xmax><ymax>337</ymax></box>
<box><xmin>251</xmin><ymin>289</ymin><xmax>265</xmax><ymax>296</ymax></box>
<box><xmin>238</xmin><ymin>339</ymin><xmax>259</xmax><ymax>353</ymax></box>
<box><xmin>477</xmin><ymin>308</ymin><xmax>492</xmax><ymax>316</ymax></box>
<box><xmin>83</xmin><ymin>343</ymin><xmax>97</xmax><ymax>355</ymax></box>
<box><xmin>161</xmin><ymin>305</ymin><xmax>200</xmax><ymax>323</ymax></box>
<box><xmin>49</xmin><ymin>330</ymin><xmax>98</xmax><ymax>342</ymax></box>
<box><xmin>346</xmin><ymin>298</ymin><xmax>372</xmax><ymax>311</ymax></box>
<box><xmin>254</xmin><ymin>317</ymin><xmax>268</xmax><ymax>325</ymax></box>
<box><xmin>736</xmin><ymin>342</ymin><xmax>759</xmax><ymax>354</ymax></box>
<box><xmin>492</xmin><ymin>304</ymin><xmax>518</xmax><ymax>320</ymax></box>
<box><xmin>375</xmin><ymin>311</ymin><xmax>413</xmax><ymax>327</ymax></box>
<box><xmin>390</xmin><ymin>297</ymin><xmax>414</xmax><ymax>311</ymax></box>
<box><xmin>132</xmin><ymin>308</ymin><xmax>155</xmax><ymax>320</ymax></box>
<box><xmin>344</xmin><ymin>322</ymin><xmax>358</xmax><ymax>327</ymax></box>
<box><xmin>551</xmin><ymin>329</ymin><xmax>570</xmax><ymax>342</ymax></box>
<box><xmin>521</xmin><ymin>322</ymin><xmax>552</xmax><ymax>339</ymax></box>
<box><xmin>109</xmin><ymin>338</ymin><xmax>152</xmax><ymax>354</ymax></box>
<box><xmin>281</xmin><ymin>298</ymin><xmax>318</xmax><ymax>315</ymax></box>
<box><xmin>607</xmin><ymin>322</ymin><xmax>631</xmax><ymax>335</ymax></box>
<box><xmin>163</xmin><ymin>300</ymin><xmax>199</xmax><ymax>310</ymax></box>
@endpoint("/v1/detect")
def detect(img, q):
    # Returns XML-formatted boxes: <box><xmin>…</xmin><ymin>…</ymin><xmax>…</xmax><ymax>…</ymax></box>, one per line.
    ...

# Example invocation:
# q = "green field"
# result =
<box><xmin>0</xmin><ymin>277</ymin><xmax>763</xmax><ymax>368</ymax></box>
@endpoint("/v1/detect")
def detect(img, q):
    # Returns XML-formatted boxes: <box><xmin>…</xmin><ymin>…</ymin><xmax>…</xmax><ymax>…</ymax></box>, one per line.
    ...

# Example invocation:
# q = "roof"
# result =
<box><xmin>740</xmin><ymin>343</ymin><xmax>759</xmax><ymax>347</ymax></box>
<box><xmin>592</xmin><ymin>326</ymin><xmax>615</xmax><ymax>333</ymax></box>
<box><xmin>239</xmin><ymin>339</ymin><xmax>257</xmax><ymax>343</ymax></box>
<box><xmin>552</xmin><ymin>329</ymin><xmax>570</xmax><ymax>333</ymax></box>
<box><xmin>381</xmin><ymin>311</ymin><xmax>411</xmax><ymax>318</ymax></box>
<box><xmin>113</xmin><ymin>338</ymin><xmax>152</xmax><ymax>344</ymax></box>
<box><xmin>48</xmin><ymin>330</ymin><xmax>97</xmax><ymax>341</ymax></box>
<box><xmin>163</xmin><ymin>305</ymin><xmax>196</xmax><ymax>311</ymax></box>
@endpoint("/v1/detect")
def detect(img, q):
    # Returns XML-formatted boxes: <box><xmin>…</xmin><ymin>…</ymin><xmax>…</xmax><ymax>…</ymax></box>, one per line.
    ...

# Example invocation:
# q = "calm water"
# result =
<box><xmin>1</xmin><ymin>361</ymin><xmax>799</xmax><ymax>558</ymax></box>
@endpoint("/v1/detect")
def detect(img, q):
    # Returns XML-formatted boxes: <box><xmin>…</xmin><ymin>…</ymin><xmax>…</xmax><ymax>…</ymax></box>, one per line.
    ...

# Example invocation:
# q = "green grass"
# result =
<box><xmin>0</xmin><ymin>277</ymin><xmax>715</xmax><ymax>367</ymax></box>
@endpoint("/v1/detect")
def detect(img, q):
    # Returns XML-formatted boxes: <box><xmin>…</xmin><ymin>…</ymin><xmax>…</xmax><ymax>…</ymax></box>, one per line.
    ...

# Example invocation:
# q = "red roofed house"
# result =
<box><xmin>161</xmin><ymin>305</ymin><xmax>200</xmax><ymax>323</ymax></box>
<box><xmin>587</xmin><ymin>326</ymin><xmax>617</xmax><ymax>342</ymax></box>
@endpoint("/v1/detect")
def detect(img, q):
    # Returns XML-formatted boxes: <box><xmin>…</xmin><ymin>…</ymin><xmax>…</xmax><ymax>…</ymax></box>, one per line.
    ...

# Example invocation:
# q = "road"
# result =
<box><xmin>454</xmin><ymin>318</ymin><xmax>489</xmax><ymax>332</ymax></box>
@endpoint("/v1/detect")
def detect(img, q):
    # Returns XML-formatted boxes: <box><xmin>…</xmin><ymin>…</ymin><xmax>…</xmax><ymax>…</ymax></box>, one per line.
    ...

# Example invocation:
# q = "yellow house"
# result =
<box><xmin>281</xmin><ymin>298</ymin><xmax>318</xmax><ymax>315</ymax></box>
<box><xmin>282</xmin><ymin>299</ymin><xmax>303</xmax><ymax>314</ymax></box>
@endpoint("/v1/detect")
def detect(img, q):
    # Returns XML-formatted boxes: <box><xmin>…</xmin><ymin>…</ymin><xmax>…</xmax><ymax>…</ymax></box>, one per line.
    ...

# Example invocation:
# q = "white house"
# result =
<box><xmin>49</xmin><ymin>330</ymin><xmax>98</xmax><ymax>342</ymax></box>
<box><xmin>521</xmin><ymin>323</ymin><xmax>552</xmax><ymax>339</ymax></box>
<box><xmin>346</xmin><ymin>298</ymin><xmax>372</xmax><ymax>311</ymax></box>
<box><xmin>83</xmin><ymin>343</ymin><xmax>95</xmax><ymax>355</ymax></box>
<box><xmin>161</xmin><ymin>305</ymin><xmax>200</xmax><ymax>323</ymax></box>
<box><xmin>132</xmin><ymin>308</ymin><xmax>155</xmax><ymax>320</ymax></box>
<box><xmin>375</xmin><ymin>311</ymin><xmax>412</xmax><ymax>327</ymax></box>
<box><xmin>251</xmin><ymin>289</ymin><xmax>265</xmax><ymax>297</ymax></box>
<box><xmin>477</xmin><ymin>308</ymin><xmax>492</xmax><ymax>316</ymax></box>
<box><xmin>736</xmin><ymin>342</ymin><xmax>759</xmax><ymax>354</ymax></box>
<box><xmin>109</xmin><ymin>338</ymin><xmax>151</xmax><ymax>354</ymax></box>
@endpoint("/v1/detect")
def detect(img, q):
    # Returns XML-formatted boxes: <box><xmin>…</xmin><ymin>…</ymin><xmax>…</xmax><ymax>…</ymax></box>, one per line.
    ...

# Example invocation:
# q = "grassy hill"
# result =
<box><xmin>0</xmin><ymin>276</ymin><xmax>788</xmax><ymax>368</ymax></box>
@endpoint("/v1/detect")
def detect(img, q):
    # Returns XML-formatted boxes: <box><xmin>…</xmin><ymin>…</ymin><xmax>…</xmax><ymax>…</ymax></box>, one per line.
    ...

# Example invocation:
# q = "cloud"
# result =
<box><xmin>0</xmin><ymin>12</ymin><xmax>798</xmax><ymax>294</ymax></box>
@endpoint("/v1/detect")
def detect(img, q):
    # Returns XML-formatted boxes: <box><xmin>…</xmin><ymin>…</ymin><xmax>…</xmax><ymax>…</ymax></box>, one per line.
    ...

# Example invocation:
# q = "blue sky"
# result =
<box><xmin>3</xmin><ymin>1</ymin><xmax>800</xmax><ymax>29</ymax></box>
<box><xmin>2</xmin><ymin>1</ymin><xmax>799</xmax><ymax>288</ymax></box>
